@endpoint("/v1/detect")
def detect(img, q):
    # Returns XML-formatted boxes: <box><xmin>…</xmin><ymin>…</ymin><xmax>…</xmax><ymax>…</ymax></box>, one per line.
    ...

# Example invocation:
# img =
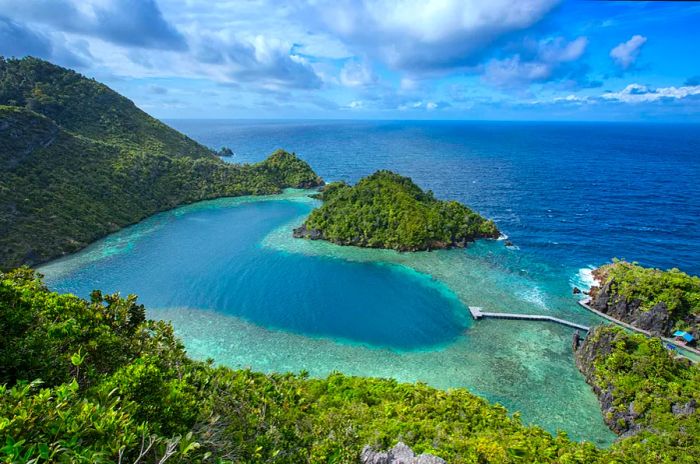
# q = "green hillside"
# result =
<box><xmin>4</xmin><ymin>269</ymin><xmax>698</xmax><ymax>463</ymax></box>
<box><xmin>575</xmin><ymin>326</ymin><xmax>699</xmax><ymax>462</ymax></box>
<box><xmin>0</xmin><ymin>269</ymin><xmax>604</xmax><ymax>463</ymax></box>
<box><xmin>0</xmin><ymin>57</ymin><xmax>322</xmax><ymax>270</ymax></box>
<box><xmin>0</xmin><ymin>57</ymin><xmax>211</xmax><ymax>158</ymax></box>
<box><xmin>295</xmin><ymin>171</ymin><xmax>499</xmax><ymax>251</ymax></box>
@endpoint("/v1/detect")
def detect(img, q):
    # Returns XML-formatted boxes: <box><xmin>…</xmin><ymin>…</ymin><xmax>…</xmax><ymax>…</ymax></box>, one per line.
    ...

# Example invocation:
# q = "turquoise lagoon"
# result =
<box><xmin>40</xmin><ymin>189</ymin><xmax>615</xmax><ymax>446</ymax></box>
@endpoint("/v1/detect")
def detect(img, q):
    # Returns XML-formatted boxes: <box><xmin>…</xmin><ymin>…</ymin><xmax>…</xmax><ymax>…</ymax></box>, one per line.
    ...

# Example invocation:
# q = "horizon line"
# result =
<box><xmin>161</xmin><ymin>117</ymin><xmax>700</xmax><ymax>124</ymax></box>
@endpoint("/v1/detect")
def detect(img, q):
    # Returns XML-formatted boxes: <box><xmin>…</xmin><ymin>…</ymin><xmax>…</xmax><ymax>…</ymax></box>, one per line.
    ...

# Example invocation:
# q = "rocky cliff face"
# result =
<box><xmin>574</xmin><ymin>326</ymin><xmax>697</xmax><ymax>438</ymax></box>
<box><xmin>360</xmin><ymin>442</ymin><xmax>446</xmax><ymax>464</ymax></box>
<box><xmin>589</xmin><ymin>273</ymin><xmax>672</xmax><ymax>337</ymax></box>
<box><xmin>574</xmin><ymin>327</ymin><xmax>641</xmax><ymax>436</ymax></box>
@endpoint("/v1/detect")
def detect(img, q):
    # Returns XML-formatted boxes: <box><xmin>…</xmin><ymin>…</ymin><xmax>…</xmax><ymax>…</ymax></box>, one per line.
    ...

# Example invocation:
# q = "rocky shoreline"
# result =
<box><xmin>574</xmin><ymin>327</ymin><xmax>641</xmax><ymax>437</ymax></box>
<box><xmin>292</xmin><ymin>224</ymin><xmax>498</xmax><ymax>252</ymax></box>
<box><xmin>589</xmin><ymin>267</ymin><xmax>674</xmax><ymax>337</ymax></box>
<box><xmin>574</xmin><ymin>326</ymin><xmax>697</xmax><ymax>438</ymax></box>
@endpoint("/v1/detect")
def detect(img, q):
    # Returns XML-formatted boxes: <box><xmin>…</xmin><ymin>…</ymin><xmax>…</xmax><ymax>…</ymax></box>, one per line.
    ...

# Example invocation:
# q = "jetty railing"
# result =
<box><xmin>577</xmin><ymin>298</ymin><xmax>700</xmax><ymax>357</ymax></box>
<box><xmin>468</xmin><ymin>306</ymin><xmax>589</xmax><ymax>331</ymax></box>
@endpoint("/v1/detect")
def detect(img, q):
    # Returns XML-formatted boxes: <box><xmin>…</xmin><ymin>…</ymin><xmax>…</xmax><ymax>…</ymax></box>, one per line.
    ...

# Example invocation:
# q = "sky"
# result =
<box><xmin>1</xmin><ymin>0</ymin><xmax>700</xmax><ymax>121</ymax></box>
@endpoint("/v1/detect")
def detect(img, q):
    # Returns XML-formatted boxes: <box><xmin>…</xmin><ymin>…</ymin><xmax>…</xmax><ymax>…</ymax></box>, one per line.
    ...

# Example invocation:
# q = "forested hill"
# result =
<box><xmin>0</xmin><ymin>57</ymin><xmax>322</xmax><ymax>270</ymax></box>
<box><xmin>0</xmin><ymin>57</ymin><xmax>211</xmax><ymax>158</ymax></box>
<box><xmin>294</xmin><ymin>170</ymin><xmax>500</xmax><ymax>251</ymax></box>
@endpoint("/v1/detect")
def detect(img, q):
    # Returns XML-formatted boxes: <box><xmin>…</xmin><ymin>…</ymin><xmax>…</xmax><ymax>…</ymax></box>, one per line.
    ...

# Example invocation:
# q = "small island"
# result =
<box><xmin>587</xmin><ymin>260</ymin><xmax>699</xmax><ymax>338</ymax></box>
<box><xmin>294</xmin><ymin>170</ymin><xmax>500</xmax><ymax>251</ymax></box>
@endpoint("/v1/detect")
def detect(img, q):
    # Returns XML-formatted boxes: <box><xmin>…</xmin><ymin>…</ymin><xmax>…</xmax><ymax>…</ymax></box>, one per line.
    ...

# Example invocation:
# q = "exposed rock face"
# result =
<box><xmin>574</xmin><ymin>327</ymin><xmax>640</xmax><ymax>436</ymax></box>
<box><xmin>589</xmin><ymin>278</ymin><xmax>672</xmax><ymax>336</ymax></box>
<box><xmin>292</xmin><ymin>224</ymin><xmax>324</xmax><ymax>240</ymax></box>
<box><xmin>297</xmin><ymin>178</ymin><xmax>325</xmax><ymax>189</ymax></box>
<box><xmin>574</xmin><ymin>326</ymin><xmax>695</xmax><ymax>438</ymax></box>
<box><xmin>671</xmin><ymin>399</ymin><xmax>697</xmax><ymax>416</ymax></box>
<box><xmin>360</xmin><ymin>442</ymin><xmax>446</xmax><ymax>464</ymax></box>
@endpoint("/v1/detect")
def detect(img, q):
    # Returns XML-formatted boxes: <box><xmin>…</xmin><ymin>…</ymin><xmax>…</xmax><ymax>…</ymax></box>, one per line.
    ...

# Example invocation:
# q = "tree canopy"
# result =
<box><xmin>0</xmin><ymin>57</ymin><xmax>322</xmax><ymax>270</ymax></box>
<box><xmin>297</xmin><ymin>171</ymin><xmax>500</xmax><ymax>251</ymax></box>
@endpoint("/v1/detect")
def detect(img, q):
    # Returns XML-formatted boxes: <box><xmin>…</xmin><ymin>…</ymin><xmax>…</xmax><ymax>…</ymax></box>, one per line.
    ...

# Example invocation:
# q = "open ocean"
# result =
<box><xmin>170</xmin><ymin>120</ymin><xmax>700</xmax><ymax>276</ymax></box>
<box><xmin>40</xmin><ymin>120</ymin><xmax>700</xmax><ymax>446</ymax></box>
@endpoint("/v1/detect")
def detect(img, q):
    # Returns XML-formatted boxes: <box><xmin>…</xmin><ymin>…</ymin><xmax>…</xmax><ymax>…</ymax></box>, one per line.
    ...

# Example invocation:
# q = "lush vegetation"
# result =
<box><xmin>0</xmin><ymin>268</ymin><xmax>617</xmax><ymax>463</ymax></box>
<box><xmin>0</xmin><ymin>57</ymin><xmax>322</xmax><ymax>270</ymax></box>
<box><xmin>296</xmin><ymin>171</ymin><xmax>500</xmax><ymax>251</ymax></box>
<box><xmin>594</xmin><ymin>260</ymin><xmax>700</xmax><ymax>333</ymax></box>
<box><xmin>0</xmin><ymin>57</ymin><xmax>211</xmax><ymax>158</ymax></box>
<box><xmin>576</xmin><ymin>326</ymin><xmax>699</xmax><ymax>463</ymax></box>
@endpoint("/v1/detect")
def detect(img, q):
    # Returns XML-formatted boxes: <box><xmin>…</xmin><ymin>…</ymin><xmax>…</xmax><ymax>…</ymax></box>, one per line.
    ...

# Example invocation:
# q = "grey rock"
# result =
<box><xmin>360</xmin><ymin>442</ymin><xmax>446</xmax><ymax>464</ymax></box>
<box><xmin>589</xmin><ymin>279</ymin><xmax>672</xmax><ymax>336</ymax></box>
<box><xmin>292</xmin><ymin>224</ymin><xmax>324</xmax><ymax>240</ymax></box>
<box><xmin>672</xmin><ymin>399</ymin><xmax>697</xmax><ymax>416</ymax></box>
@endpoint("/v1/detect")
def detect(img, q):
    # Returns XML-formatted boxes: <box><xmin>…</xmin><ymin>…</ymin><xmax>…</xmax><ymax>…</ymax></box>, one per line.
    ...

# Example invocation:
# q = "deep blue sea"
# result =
<box><xmin>171</xmin><ymin>120</ymin><xmax>700</xmax><ymax>275</ymax></box>
<box><xmin>40</xmin><ymin>120</ymin><xmax>700</xmax><ymax>446</ymax></box>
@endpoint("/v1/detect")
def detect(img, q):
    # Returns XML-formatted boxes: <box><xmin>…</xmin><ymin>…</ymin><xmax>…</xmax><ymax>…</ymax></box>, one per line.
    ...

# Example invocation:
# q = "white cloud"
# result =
<box><xmin>307</xmin><ymin>0</ymin><xmax>559</xmax><ymax>73</ymax></box>
<box><xmin>602</xmin><ymin>83</ymin><xmax>700</xmax><ymax>103</ymax></box>
<box><xmin>483</xmin><ymin>36</ymin><xmax>587</xmax><ymax>87</ymax></box>
<box><xmin>339</xmin><ymin>60</ymin><xmax>377</xmax><ymax>87</ymax></box>
<box><xmin>610</xmin><ymin>35</ymin><xmax>647</xmax><ymax>70</ymax></box>
<box><xmin>190</xmin><ymin>33</ymin><xmax>322</xmax><ymax>89</ymax></box>
<box><xmin>400</xmin><ymin>78</ymin><xmax>419</xmax><ymax>91</ymax></box>
<box><xmin>0</xmin><ymin>0</ymin><xmax>187</xmax><ymax>50</ymax></box>
<box><xmin>553</xmin><ymin>94</ymin><xmax>589</xmax><ymax>104</ymax></box>
<box><xmin>538</xmin><ymin>36</ymin><xmax>588</xmax><ymax>63</ymax></box>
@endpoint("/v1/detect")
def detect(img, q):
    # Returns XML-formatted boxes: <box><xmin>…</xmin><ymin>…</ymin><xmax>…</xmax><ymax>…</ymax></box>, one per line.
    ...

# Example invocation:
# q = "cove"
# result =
<box><xmin>40</xmin><ymin>190</ymin><xmax>616</xmax><ymax>446</ymax></box>
<box><xmin>39</xmin><ymin>191</ymin><xmax>469</xmax><ymax>351</ymax></box>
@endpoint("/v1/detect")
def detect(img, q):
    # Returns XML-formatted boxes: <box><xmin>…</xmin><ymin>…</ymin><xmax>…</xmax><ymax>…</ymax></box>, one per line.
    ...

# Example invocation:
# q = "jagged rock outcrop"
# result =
<box><xmin>360</xmin><ymin>442</ymin><xmax>446</xmax><ymax>464</ymax></box>
<box><xmin>292</xmin><ymin>223</ymin><xmax>324</xmax><ymax>240</ymax></box>
<box><xmin>589</xmin><ymin>276</ymin><xmax>672</xmax><ymax>336</ymax></box>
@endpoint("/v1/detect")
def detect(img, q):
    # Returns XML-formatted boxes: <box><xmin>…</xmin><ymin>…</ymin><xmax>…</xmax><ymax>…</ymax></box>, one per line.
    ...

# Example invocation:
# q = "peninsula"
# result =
<box><xmin>0</xmin><ymin>57</ymin><xmax>322</xmax><ymax>270</ymax></box>
<box><xmin>293</xmin><ymin>170</ymin><xmax>500</xmax><ymax>251</ymax></box>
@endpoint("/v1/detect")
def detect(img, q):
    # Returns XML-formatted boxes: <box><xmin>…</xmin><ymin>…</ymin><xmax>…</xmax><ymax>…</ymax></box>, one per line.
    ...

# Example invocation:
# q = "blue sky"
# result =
<box><xmin>1</xmin><ymin>0</ymin><xmax>700</xmax><ymax>121</ymax></box>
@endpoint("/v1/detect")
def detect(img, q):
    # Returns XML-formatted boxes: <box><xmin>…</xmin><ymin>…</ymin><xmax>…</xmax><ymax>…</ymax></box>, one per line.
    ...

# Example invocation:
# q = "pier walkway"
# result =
<box><xmin>577</xmin><ymin>298</ymin><xmax>700</xmax><ymax>358</ymax></box>
<box><xmin>468</xmin><ymin>306</ymin><xmax>589</xmax><ymax>331</ymax></box>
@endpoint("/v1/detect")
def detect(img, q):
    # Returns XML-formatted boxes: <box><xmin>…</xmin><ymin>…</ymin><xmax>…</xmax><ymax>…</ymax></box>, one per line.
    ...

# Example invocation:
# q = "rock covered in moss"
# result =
<box><xmin>360</xmin><ymin>442</ymin><xmax>446</xmax><ymax>464</ymax></box>
<box><xmin>588</xmin><ymin>261</ymin><xmax>699</xmax><ymax>337</ymax></box>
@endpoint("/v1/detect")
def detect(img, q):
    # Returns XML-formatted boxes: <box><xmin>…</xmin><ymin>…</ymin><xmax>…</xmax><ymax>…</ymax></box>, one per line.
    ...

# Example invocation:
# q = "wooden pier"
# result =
<box><xmin>468</xmin><ymin>306</ymin><xmax>589</xmax><ymax>331</ymax></box>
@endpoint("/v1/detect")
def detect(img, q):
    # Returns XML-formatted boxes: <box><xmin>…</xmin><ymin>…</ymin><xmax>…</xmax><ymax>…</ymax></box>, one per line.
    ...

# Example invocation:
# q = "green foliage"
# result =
<box><xmin>599</xmin><ymin>260</ymin><xmax>700</xmax><ymax>332</ymax></box>
<box><xmin>0</xmin><ymin>269</ymin><xmax>612</xmax><ymax>463</ymax></box>
<box><xmin>581</xmin><ymin>326</ymin><xmax>700</xmax><ymax>463</ymax></box>
<box><xmin>301</xmin><ymin>171</ymin><xmax>499</xmax><ymax>251</ymax></box>
<box><xmin>0</xmin><ymin>56</ymin><xmax>322</xmax><ymax>270</ymax></box>
<box><xmin>7</xmin><ymin>269</ymin><xmax>696</xmax><ymax>463</ymax></box>
<box><xmin>0</xmin><ymin>56</ymin><xmax>211</xmax><ymax>158</ymax></box>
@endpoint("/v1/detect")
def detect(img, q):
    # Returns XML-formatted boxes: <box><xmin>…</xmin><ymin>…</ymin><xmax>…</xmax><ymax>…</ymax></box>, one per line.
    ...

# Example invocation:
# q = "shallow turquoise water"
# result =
<box><xmin>40</xmin><ymin>190</ymin><xmax>615</xmax><ymax>446</ymax></box>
